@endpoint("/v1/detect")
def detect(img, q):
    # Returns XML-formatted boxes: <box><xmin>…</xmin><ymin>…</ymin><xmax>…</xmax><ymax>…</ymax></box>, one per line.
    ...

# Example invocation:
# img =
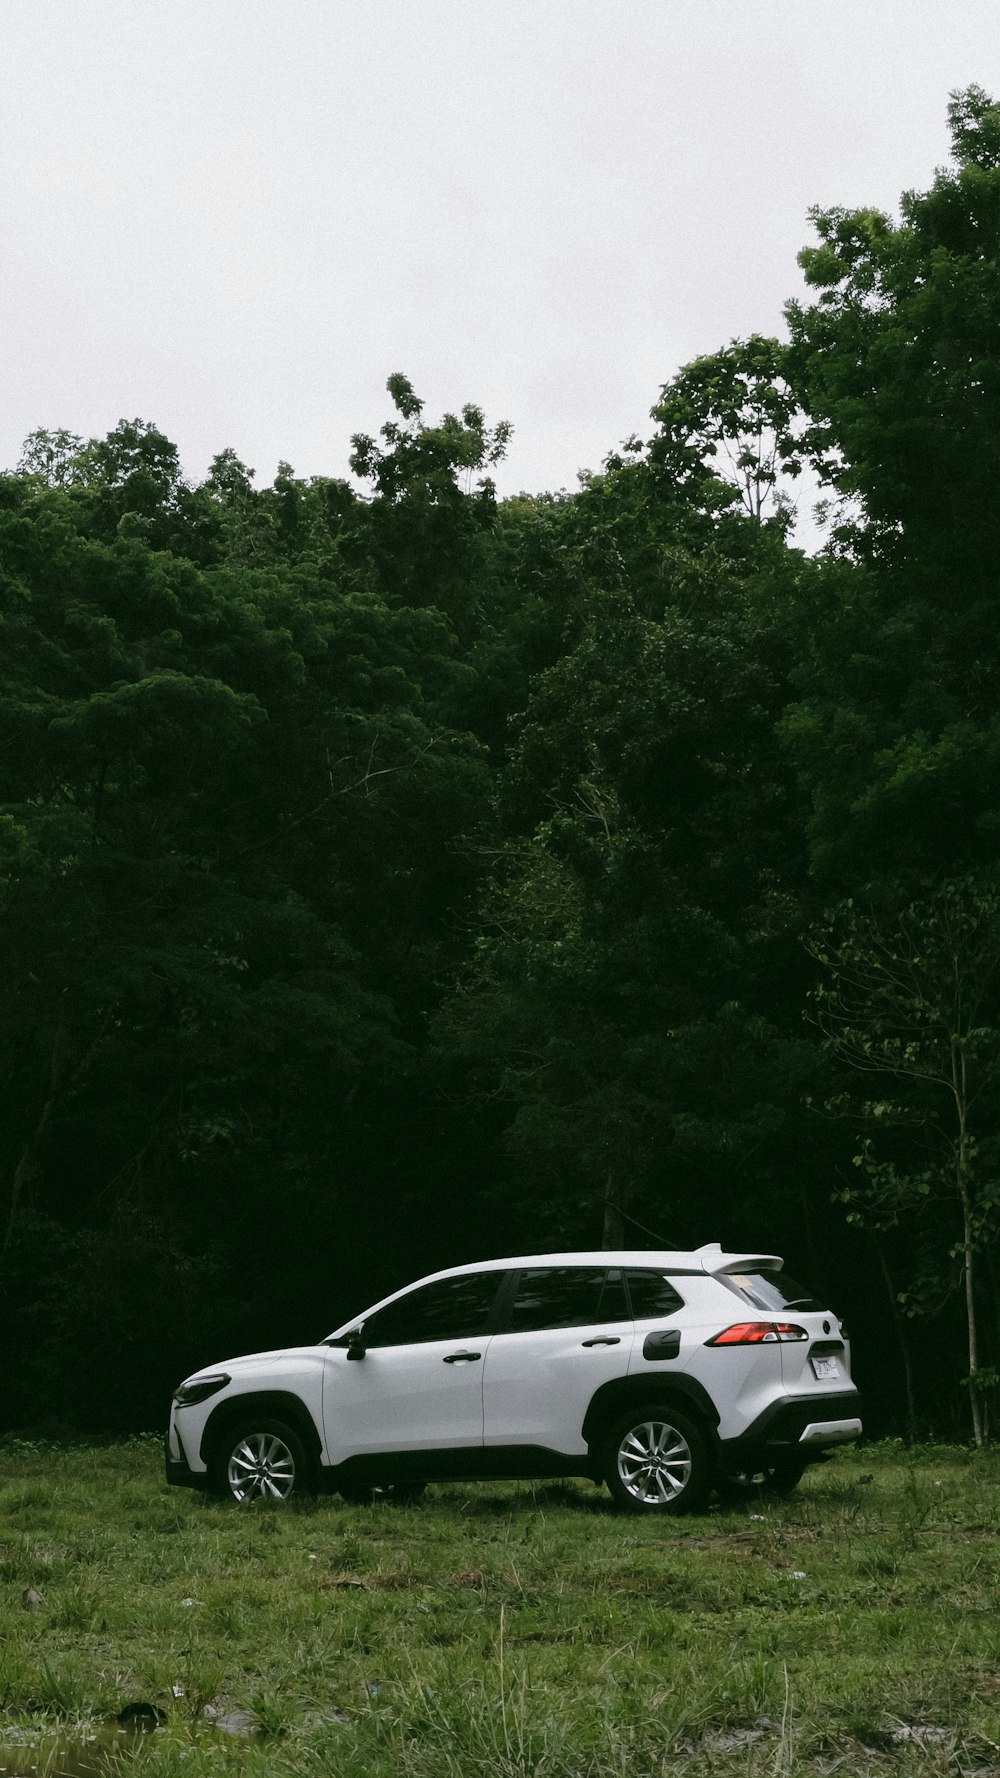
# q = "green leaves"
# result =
<box><xmin>437</xmin><ymin>542</ymin><xmax>811</xmax><ymax>1245</ymax></box>
<box><xmin>807</xmin><ymin>879</ymin><xmax>1000</xmax><ymax>1439</ymax></box>
<box><xmin>0</xmin><ymin>428</ymin><xmax>503</xmax><ymax>1420</ymax></box>
<box><xmin>350</xmin><ymin>373</ymin><xmax>512</xmax><ymax>506</ymax></box>
<box><xmin>650</xmin><ymin>335</ymin><xmax>801</xmax><ymax>523</ymax></box>
<box><xmin>947</xmin><ymin>84</ymin><xmax>1000</xmax><ymax>170</ymax></box>
<box><xmin>787</xmin><ymin>90</ymin><xmax>1000</xmax><ymax>569</ymax></box>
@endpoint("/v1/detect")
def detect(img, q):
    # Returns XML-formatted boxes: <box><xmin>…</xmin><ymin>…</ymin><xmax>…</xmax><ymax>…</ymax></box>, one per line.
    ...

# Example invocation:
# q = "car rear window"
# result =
<box><xmin>724</xmin><ymin>1268</ymin><xmax>822</xmax><ymax>1313</ymax></box>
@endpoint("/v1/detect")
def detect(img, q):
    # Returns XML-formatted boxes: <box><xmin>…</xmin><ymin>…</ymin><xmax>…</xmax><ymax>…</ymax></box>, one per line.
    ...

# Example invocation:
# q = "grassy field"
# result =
<box><xmin>1</xmin><ymin>1439</ymin><xmax>999</xmax><ymax>1777</ymax></box>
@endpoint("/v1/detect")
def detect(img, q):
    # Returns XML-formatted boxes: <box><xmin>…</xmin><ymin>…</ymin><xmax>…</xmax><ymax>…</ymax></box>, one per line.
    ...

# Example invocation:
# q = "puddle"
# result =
<box><xmin>0</xmin><ymin>1709</ymin><xmax>264</xmax><ymax>1776</ymax></box>
<box><xmin>0</xmin><ymin>1723</ymin><xmax>152</xmax><ymax>1776</ymax></box>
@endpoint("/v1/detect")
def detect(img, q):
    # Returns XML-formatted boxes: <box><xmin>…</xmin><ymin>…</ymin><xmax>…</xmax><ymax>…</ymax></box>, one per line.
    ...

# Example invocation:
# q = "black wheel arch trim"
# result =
<box><xmin>199</xmin><ymin>1391</ymin><xmax>323</xmax><ymax>1469</ymax></box>
<box><xmin>581</xmin><ymin>1373</ymin><xmax>721</xmax><ymax>1457</ymax></box>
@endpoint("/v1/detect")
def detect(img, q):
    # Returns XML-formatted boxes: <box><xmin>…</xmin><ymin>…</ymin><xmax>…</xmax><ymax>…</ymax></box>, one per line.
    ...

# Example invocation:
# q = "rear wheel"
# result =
<box><xmin>603</xmin><ymin>1405</ymin><xmax>710</xmax><ymax>1515</ymax></box>
<box><xmin>211</xmin><ymin>1418</ymin><xmax>311</xmax><ymax>1503</ymax></box>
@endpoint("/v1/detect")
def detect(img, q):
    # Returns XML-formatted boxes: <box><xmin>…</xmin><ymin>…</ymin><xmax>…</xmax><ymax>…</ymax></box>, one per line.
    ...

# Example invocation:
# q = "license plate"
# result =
<box><xmin>811</xmin><ymin>1356</ymin><xmax>838</xmax><ymax>1380</ymax></box>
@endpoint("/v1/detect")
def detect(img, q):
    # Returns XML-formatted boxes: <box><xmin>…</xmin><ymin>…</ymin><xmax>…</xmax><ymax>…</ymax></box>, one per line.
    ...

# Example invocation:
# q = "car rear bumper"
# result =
<box><xmin>799</xmin><ymin>1416</ymin><xmax>862</xmax><ymax>1446</ymax></box>
<box><xmin>720</xmin><ymin>1390</ymin><xmax>862</xmax><ymax>1463</ymax></box>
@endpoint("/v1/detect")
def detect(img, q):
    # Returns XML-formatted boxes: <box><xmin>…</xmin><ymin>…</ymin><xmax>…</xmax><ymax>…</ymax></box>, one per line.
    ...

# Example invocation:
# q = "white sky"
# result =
<box><xmin>4</xmin><ymin>1</ymin><xmax>1000</xmax><ymax>503</ymax></box>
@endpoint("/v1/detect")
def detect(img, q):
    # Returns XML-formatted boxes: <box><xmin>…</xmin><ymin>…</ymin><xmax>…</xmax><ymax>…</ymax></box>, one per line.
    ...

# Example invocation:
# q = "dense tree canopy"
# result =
<box><xmin>2</xmin><ymin>90</ymin><xmax>999</xmax><ymax>1440</ymax></box>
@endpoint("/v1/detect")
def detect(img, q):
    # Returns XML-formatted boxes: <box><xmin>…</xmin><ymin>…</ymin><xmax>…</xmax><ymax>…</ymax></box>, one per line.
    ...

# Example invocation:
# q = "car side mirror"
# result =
<box><xmin>324</xmin><ymin>1325</ymin><xmax>367</xmax><ymax>1358</ymax></box>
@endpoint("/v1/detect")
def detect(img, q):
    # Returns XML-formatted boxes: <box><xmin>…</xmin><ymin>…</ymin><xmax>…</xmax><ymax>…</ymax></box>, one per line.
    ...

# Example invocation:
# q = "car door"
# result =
<box><xmin>482</xmin><ymin>1267</ymin><xmax>634</xmax><ymax>1456</ymax></box>
<box><xmin>322</xmin><ymin>1270</ymin><xmax>505</xmax><ymax>1464</ymax></box>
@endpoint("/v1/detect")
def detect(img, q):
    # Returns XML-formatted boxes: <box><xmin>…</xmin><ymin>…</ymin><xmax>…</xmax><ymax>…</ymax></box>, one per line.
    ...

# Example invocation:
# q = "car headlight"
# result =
<box><xmin>172</xmin><ymin>1373</ymin><xmax>230</xmax><ymax>1407</ymax></box>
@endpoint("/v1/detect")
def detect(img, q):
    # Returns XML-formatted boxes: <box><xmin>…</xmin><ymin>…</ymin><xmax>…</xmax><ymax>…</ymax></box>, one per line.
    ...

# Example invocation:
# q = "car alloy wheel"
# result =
<box><xmin>604</xmin><ymin>1405</ymin><xmax>709</xmax><ymax>1514</ymax></box>
<box><xmin>216</xmin><ymin>1418</ymin><xmax>308</xmax><ymax>1502</ymax></box>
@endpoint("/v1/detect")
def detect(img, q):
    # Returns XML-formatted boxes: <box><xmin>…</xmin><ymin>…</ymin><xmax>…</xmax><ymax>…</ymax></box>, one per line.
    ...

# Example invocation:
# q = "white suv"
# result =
<box><xmin>165</xmin><ymin>1245</ymin><xmax>861</xmax><ymax>1514</ymax></box>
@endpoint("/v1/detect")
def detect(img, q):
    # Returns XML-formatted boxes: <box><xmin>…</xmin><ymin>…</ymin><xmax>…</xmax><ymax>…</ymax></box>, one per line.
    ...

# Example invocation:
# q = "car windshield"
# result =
<box><xmin>725</xmin><ymin>1268</ymin><xmax>822</xmax><ymax>1313</ymax></box>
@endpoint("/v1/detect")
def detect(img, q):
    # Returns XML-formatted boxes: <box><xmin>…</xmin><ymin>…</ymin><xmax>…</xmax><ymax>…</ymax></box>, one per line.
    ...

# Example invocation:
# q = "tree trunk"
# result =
<box><xmin>873</xmin><ymin>1234</ymin><xmax>918</xmax><ymax>1443</ymax></box>
<box><xmin>1</xmin><ymin>1011</ymin><xmax>67</xmax><ymax>1264</ymax></box>
<box><xmin>983</xmin><ymin>1241</ymin><xmax>1000</xmax><ymax>1359</ymax></box>
<box><xmin>602</xmin><ymin>1169</ymin><xmax>626</xmax><ymax>1249</ymax></box>
<box><xmin>959</xmin><ymin>1161</ymin><xmax>984</xmax><ymax>1447</ymax></box>
<box><xmin>954</xmin><ymin>1068</ymin><xmax>984</xmax><ymax>1445</ymax></box>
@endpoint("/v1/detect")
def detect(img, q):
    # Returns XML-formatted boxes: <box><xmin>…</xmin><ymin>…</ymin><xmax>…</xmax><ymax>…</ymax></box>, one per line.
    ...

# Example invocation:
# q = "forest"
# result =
<box><xmin>2</xmin><ymin>88</ymin><xmax>999</xmax><ymax>1444</ymax></box>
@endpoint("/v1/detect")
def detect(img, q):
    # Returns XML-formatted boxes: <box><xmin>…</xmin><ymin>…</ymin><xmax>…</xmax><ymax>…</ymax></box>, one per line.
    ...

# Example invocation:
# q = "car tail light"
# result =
<box><xmin>705</xmin><ymin>1321</ymin><xmax>808</xmax><ymax>1346</ymax></box>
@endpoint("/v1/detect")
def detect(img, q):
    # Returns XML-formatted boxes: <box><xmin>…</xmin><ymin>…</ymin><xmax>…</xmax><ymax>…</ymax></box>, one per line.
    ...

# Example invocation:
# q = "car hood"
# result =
<box><xmin>189</xmin><ymin>1344</ymin><xmax>323</xmax><ymax>1381</ymax></box>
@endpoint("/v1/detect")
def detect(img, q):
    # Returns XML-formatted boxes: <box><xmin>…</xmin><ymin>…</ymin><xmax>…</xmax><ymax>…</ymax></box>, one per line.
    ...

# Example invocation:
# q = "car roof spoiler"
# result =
<box><xmin>695</xmin><ymin>1242</ymin><xmax>783</xmax><ymax>1275</ymax></box>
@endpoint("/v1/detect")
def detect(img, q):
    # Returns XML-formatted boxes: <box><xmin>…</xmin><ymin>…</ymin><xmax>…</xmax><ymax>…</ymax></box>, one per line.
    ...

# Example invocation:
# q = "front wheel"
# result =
<box><xmin>212</xmin><ymin>1418</ymin><xmax>310</xmax><ymax>1503</ymax></box>
<box><xmin>603</xmin><ymin>1405</ymin><xmax>710</xmax><ymax>1514</ymax></box>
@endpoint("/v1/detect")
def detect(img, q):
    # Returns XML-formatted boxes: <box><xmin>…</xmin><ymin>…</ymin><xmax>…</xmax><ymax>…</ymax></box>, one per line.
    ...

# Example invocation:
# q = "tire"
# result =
<box><xmin>719</xmin><ymin>1456</ymin><xmax>807</xmax><ymax>1501</ymax></box>
<box><xmin>603</xmin><ymin>1405</ymin><xmax>710</xmax><ymax>1515</ymax></box>
<box><xmin>211</xmin><ymin>1417</ymin><xmax>311</xmax><ymax>1503</ymax></box>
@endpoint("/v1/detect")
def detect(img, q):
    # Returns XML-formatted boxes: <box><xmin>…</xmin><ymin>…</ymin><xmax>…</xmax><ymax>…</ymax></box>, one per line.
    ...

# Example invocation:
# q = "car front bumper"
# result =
<box><xmin>164</xmin><ymin>1429</ymin><xmax>209</xmax><ymax>1490</ymax></box>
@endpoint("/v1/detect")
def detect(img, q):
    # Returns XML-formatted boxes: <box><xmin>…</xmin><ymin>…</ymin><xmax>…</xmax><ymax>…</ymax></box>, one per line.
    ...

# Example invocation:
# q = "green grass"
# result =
<box><xmin>1</xmin><ymin>1439</ymin><xmax>999</xmax><ymax>1775</ymax></box>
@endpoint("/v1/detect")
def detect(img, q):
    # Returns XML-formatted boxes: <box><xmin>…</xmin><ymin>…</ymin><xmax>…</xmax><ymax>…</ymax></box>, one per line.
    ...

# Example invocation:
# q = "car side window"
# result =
<box><xmin>363</xmin><ymin>1272</ymin><xmax>502</xmax><ymax>1348</ymax></box>
<box><xmin>625</xmin><ymin>1270</ymin><xmax>685</xmax><ymax>1317</ymax></box>
<box><xmin>507</xmin><ymin>1267</ymin><xmax>629</xmax><ymax>1333</ymax></box>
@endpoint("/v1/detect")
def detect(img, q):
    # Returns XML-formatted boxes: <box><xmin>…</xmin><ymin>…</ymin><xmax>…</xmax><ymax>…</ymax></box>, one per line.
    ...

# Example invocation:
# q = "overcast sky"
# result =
<box><xmin>4</xmin><ymin>1</ymin><xmax>1000</xmax><ymax>505</ymax></box>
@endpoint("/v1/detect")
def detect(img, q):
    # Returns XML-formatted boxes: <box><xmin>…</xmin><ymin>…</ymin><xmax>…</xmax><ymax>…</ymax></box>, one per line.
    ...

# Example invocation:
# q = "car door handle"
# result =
<box><xmin>443</xmin><ymin>1350</ymin><xmax>482</xmax><ymax>1364</ymax></box>
<box><xmin>581</xmin><ymin>1336</ymin><xmax>621</xmax><ymax>1347</ymax></box>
